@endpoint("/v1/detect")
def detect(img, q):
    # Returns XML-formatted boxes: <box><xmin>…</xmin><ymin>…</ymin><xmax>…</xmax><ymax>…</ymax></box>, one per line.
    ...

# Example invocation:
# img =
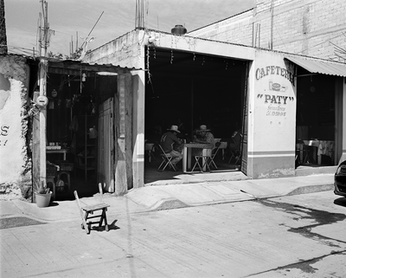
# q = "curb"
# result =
<box><xmin>149</xmin><ymin>183</ymin><xmax>333</xmax><ymax>211</ymax></box>
<box><xmin>286</xmin><ymin>183</ymin><xmax>334</xmax><ymax>196</ymax></box>
<box><xmin>1</xmin><ymin>177</ymin><xmax>335</xmax><ymax>221</ymax></box>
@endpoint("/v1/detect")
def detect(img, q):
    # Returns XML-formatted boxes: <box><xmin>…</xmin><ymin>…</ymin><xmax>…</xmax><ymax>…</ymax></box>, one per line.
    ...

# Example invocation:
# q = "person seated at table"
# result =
<box><xmin>229</xmin><ymin>128</ymin><xmax>242</xmax><ymax>154</ymax></box>
<box><xmin>193</xmin><ymin>124</ymin><xmax>215</xmax><ymax>156</ymax></box>
<box><xmin>160</xmin><ymin>125</ymin><xmax>183</xmax><ymax>168</ymax></box>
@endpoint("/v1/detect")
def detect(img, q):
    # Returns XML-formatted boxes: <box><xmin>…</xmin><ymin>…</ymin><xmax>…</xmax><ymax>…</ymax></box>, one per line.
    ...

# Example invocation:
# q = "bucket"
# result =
<box><xmin>35</xmin><ymin>192</ymin><xmax>52</xmax><ymax>208</ymax></box>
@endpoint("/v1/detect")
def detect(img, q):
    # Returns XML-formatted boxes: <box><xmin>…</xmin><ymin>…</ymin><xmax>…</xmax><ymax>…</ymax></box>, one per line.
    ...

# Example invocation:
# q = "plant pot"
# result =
<box><xmin>35</xmin><ymin>192</ymin><xmax>52</xmax><ymax>208</ymax></box>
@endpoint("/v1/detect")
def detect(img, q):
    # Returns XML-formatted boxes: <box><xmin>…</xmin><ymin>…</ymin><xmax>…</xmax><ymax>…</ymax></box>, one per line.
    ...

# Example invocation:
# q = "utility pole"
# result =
<box><xmin>135</xmin><ymin>0</ymin><xmax>145</xmax><ymax>28</ymax></box>
<box><xmin>0</xmin><ymin>0</ymin><xmax>7</xmax><ymax>54</ymax></box>
<box><xmin>36</xmin><ymin>0</ymin><xmax>50</xmax><ymax>191</ymax></box>
<box><xmin>270</xmin><ymin>0</ymin><xmax>274</xmax><ymax>50</ymax></box>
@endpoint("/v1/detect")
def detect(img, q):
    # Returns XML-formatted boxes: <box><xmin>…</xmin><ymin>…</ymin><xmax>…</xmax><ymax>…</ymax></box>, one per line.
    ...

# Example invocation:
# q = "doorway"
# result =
<box><xmin>45</xmin><ymin>71</ymin><xmax>117</xmax><ymax>199</ymax></box>
<box><xmin>296</xmin><ymin>74</ymin><xmax>341</xmax><ymax>167</ymax></box>
<box><xmin>144</xmin><ymin>47</ymin><xmax>249</xmax><ymax>182</ymax></box>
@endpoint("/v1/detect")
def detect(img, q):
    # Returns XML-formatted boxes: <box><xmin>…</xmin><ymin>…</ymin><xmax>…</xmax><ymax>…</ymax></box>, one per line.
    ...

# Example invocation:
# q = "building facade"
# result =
<box><xmin>85</xmin><ymin>28</ymin><xmax>345</xmax><ymax>191</ymax></box>
<box><xmin>1</xmin><ymin>27</ymin><xmax>345</xmax><ymax>198</ymax></box>
<box><xmin>1</xmin><ymin>1</ymin><xmax>346</xmax><ymax>198</ymax></box>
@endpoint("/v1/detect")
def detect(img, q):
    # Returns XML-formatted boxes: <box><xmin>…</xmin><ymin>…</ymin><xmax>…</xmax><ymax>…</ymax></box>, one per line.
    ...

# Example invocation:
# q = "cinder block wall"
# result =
<box><xmin>189</xmin><ymin>0</ymin><xmax>346</xmax><ymax>61</ymax></box>
<box><xmin>189</xmin><ymin>10</ymin><xmax>255</xmax><ymax>47</ymax></box>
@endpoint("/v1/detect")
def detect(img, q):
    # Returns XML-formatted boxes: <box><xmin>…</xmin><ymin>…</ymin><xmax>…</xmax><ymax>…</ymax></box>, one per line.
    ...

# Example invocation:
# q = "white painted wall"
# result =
<box><xmin>247</xmin><ymin>50</ymin><xmax>296</xmax><ymax>177</ymax></box>
<box><xmin>0</xmin><ymin>57</ymin><xmax>29</xmax><ymax>185</ymax></box>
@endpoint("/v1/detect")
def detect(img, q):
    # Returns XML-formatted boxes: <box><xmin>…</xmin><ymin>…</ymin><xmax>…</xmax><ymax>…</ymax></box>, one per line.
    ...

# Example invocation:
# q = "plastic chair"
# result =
<box><xmin>157</xmin><ymin>144</ymin><xmax>177</xmax><ymax>171</ymax></box>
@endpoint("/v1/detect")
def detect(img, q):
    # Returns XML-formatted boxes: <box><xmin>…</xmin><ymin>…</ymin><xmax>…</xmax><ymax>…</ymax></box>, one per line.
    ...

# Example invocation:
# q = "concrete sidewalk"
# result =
<box><xmin>1</xmin><ymin>174</ymin><xmax>334</xmax><ymax>223</ymax></box>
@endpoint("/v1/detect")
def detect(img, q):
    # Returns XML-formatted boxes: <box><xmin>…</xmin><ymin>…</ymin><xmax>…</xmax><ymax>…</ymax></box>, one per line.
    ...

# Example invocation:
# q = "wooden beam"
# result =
<box><xmin>38</xmin><ymin>58</ymin><xmax>48</xmax><ymax>188</ymax></box>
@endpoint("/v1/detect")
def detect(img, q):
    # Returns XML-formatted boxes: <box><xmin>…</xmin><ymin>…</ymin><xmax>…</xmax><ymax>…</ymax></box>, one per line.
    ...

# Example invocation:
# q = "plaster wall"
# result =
<box><xmin>85</xmin><ymin>30</ymin><xmax>255</xmax><ymax>66</ymax></box>
<box><xmin>0</xmin><ymin>56</ymin><xmax>31</xmax><ymax>194</ymax></box>
<box><xmin>84</xmin><ymin>31</ymin><xmax>139</xmax><ymax>68</ymax></box>
<box><xmin>247</xmin><ymin>50</ymin><xmax>296</xmax><ymax>178</ymax></box>
<box><xmin>150</xmin><ymin>30</ymin><xmax>255</xmax><ymax>60</ymax></box>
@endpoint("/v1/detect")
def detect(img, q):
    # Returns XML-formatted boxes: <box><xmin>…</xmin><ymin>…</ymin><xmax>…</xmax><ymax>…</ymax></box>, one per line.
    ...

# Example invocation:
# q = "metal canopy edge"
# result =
<box><xmin>284</xmin><ymin>56</ymin><xmax>346</xmax><ymax>77</ymax></box>
<box><xmin>48</xmin><ymin>60</ymin><xmax>137</xmax><ymax>75</ymax></box>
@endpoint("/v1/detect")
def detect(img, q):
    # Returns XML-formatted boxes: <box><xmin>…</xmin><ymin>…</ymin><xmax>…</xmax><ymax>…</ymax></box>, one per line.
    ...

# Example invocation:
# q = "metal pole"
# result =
<box><xmin>270</xmin><ymin>0</ymin><xmax>274</xmax><ymax>50</ymax></box>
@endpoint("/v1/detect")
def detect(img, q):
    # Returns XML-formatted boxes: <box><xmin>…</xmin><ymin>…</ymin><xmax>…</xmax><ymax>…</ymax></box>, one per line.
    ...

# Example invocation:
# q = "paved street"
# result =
<box><xmin>1</xmin><ymin>190</ymin><xmax>345</xmax><ymax>277</ymax></box>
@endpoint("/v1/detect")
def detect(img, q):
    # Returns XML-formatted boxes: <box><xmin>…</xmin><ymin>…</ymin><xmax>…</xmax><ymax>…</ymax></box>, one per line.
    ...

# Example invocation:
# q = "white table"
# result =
<box><xmin>299</xmin><ymin>140</ymin><xmax>334</xmax><ymax>165</ymax></box>
<box><xmin>46</xmin><ymin>148</ymin><xmax>69</xmax><ymax>161</ymax></box>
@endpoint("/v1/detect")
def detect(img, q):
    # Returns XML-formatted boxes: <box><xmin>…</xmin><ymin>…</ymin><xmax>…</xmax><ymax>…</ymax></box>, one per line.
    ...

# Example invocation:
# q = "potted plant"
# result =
<box><xmin>35</xmin><ymin>182</ymin><xmax>52</xmax><ymax>208</ymax></box>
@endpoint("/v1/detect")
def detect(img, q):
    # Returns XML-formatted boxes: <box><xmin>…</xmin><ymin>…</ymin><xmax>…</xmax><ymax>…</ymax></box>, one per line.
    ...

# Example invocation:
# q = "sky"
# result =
<box><xmin>4</xmin><ymin>0</ymin><xmax>255</xmax><ymax>56</ymax></box>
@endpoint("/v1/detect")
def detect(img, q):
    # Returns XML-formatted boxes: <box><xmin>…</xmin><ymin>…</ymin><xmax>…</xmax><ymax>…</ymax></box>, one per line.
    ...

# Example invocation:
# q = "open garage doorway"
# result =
<box><xmin>144</xmin><ymin>47</ymin><xmax>249</xmax><ymax>183</ymax></box>
<box><xmin>296</xmin><ymin>72</ymin><xmax>343</xmax><ymax>168</ymax></box>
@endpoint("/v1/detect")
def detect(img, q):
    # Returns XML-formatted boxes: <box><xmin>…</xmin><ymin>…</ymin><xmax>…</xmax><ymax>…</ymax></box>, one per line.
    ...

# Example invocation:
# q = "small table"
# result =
<box><xmin>46</xmin><ymin>147</ymin><xmax>69</xmax><ymax>161</ymax></box>
<box><xmin>183</xmin><ymin>143</ymin><xmax>213</xmax><ymax>173</ymax></box>
<box><xmin>300</xmin><ymin>140</ymin><xmax>334</xmax><ymax>165</ymax></box>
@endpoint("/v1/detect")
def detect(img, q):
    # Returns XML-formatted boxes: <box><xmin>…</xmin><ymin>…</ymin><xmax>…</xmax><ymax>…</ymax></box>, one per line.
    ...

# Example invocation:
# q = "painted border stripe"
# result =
<box><xmin>248</xmin><ymin>150</ymin><xmax>295</xmax><ymax>158</ymax></box>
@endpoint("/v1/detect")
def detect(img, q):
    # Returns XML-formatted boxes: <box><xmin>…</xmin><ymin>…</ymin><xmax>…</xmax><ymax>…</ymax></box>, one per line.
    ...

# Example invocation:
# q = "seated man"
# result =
<box><xmin>229</xmin><ymin>129</ymin><xmax>241</xmax><ymax>153</ymax></box>
<box><xmin>229</xmin><ymin>129</ymin><xmax>242</xmax><ymax>162</ymax></box>
<box><xmin>193</xmin><ymin>124</ymin><xmax>215</xmax><ymax>157</ymax></box>
<box><xmin>160</xmin><ymin>125</ymin><xmax>183</xmax><ymax>168</ymax></box>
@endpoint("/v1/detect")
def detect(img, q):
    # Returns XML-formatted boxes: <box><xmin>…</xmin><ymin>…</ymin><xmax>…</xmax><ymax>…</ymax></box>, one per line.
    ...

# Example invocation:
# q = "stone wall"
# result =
<box><xmin>0</xmin><ymin>55</ymin><xmax>32</xmax><ymax>199</ymax></box>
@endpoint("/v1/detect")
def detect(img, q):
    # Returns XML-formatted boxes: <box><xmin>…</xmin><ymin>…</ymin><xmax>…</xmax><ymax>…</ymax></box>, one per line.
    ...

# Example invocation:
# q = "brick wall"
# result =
<box><xmin>189</xmin><ymin>0</ymin><xmax>346</xmax><ymax>61</ymax></box>
<box><xmin>189</xmin><ymin>10</ymin><xmax>255</xmax><ymax>47</ymax></box>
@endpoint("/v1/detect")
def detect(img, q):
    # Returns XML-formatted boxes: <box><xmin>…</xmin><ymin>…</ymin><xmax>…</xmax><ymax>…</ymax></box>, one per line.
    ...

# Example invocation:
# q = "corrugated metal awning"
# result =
<box><xmin>284</xmin><ymin>56</ymin><xmax>346</xmax><ymax>77</ymax></box>
<box><xmin>48</xmin><ymin>59</ymin><xmax>138</xmax><ymax>75</ymax></box>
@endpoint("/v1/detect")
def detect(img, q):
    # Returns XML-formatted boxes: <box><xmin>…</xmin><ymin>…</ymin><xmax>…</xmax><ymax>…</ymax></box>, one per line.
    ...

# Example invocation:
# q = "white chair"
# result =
<box><xmin>157</xmin><ymin>144</ymin><xmax>177</xmax><ymax>171</ymax></box>
<box><xmin>191</xmin><ymin>145</ymin><xmax>214</xmax><ymax>172</ymax></box>
<box><xmin>191</xmin><ymin>152</ymin><xmax>212</xmax><ymax>172</ymax></box>
<box><xmin>207</xmin><ymin>141</ymin><xmax>222</xmax><ymax>169</ymax></box>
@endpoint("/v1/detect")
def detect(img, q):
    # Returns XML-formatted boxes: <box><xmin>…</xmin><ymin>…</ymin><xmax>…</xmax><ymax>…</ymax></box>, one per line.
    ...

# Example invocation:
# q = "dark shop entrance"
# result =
<box><xmin>143</xmin><ymin>47</ymin><xmax>249</xmax><ymax>181</ymax></box>
<box><xmin>295</xmin><ymin>71</ymin><xmax>344</xmax><ymax>168</ymax></box>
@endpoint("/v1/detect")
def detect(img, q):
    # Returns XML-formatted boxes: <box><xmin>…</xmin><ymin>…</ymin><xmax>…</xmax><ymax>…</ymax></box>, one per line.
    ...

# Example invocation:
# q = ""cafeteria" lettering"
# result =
<box><xmin>255</xmin><ymin>65</ymin><xmax>294</xmax><ymax>84</ymax></box>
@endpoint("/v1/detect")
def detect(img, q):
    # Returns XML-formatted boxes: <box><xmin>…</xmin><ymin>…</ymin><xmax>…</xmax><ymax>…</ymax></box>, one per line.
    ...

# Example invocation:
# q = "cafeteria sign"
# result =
<box><xmin>255</xmin><ymin>65</ymin><xmax>294</xmax><ymax>85</ymax></box>
<box><xmin>255</xmin><ymin>63</ymin><xmax>295</xmax><ymax>118</ymax></box>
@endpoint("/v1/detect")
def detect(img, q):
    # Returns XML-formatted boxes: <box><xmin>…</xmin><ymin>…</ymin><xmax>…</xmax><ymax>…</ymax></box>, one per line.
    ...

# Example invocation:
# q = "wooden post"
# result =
<box><xmin>37</xmin><ymin>1</ymin><xmax>49</xmax><ymax>189</ymax></box>
<box><xmin>38</xmin><ymin>59</ymin><xmax>47</xmax><ymax>187</ymax></box>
